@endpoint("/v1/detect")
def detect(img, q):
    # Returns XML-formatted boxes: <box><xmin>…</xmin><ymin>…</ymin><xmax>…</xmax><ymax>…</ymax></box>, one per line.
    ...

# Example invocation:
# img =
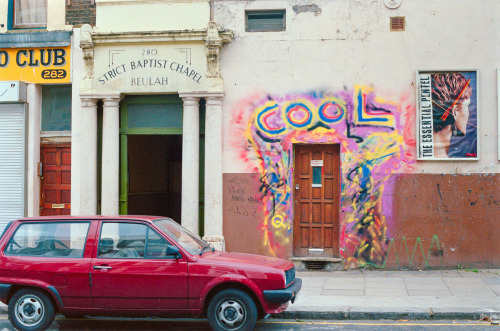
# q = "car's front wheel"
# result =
<box><xmin>207</xmin><ymin>289</ymin><xmax>257</xmax><ymax>331</ymax></box>
<box><xmin>8</xmin><ymin>288</ymin><xmax>56</xmax><ymax>331</ymax></box>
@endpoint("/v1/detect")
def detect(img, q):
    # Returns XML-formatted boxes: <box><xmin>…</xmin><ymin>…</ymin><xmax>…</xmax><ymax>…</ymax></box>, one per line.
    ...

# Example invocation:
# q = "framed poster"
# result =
<box><xmin>417</xmin><ymin>70</ymin><xmax>478</xmax><ymax>160</ymax></box>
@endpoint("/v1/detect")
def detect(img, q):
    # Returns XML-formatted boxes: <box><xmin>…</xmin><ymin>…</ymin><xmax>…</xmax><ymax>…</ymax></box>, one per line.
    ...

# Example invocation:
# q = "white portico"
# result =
<box><xmin>73</xmin><ymin>18</ymin><xmax>232</xmax><ymax>250</ymax></box>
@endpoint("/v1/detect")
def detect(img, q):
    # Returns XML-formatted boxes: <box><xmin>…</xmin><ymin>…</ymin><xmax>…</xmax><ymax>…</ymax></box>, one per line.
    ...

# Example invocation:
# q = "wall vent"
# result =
<box><xmin>246</xmin><ymin>10</ymin><xmax>286</xmax><ymax>32</ymax></box>
<box><xmin>390</xmin><ymin>17</ymin><xmax>405</xmax><ymax>31</ymax></box>
<box><xmin>305</xmin><ymin>261</ymin><xmax>327</xmax><ymax>271</ymax></box>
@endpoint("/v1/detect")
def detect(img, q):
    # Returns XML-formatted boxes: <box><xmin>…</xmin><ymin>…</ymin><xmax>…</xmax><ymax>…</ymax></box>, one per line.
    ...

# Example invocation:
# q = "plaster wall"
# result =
<box><xmin>215</xmin><ymin>0</ymin><xmax>499</xmax><ymax>268</ymax></box>
<box><xmin>70</xmin><ymin>28</ymin><xmax>85</xmax><ymax>215</ymax></box>
<box><xmin>47</xmin><ymin>0</ymin><xmax>71</xmax><ymax>31</ymax></box>
<box><xmin>26</xmin><ymin>84</ymin><xmax>41</xmax><ymax>217</ymax></box>
<box><xmin>216</xmin><ymin>0</ymin><xmax>499</xmax><ymax>174</ymax></box>
<box><xmin>95</xmin><ymin>0</ymin><xmax>210</xmax><ymax>32</ymax></box>
<box><xmin>0</xmin><ymin>0</ymin><xmax>7</xmax><ymax>33</ymax></box>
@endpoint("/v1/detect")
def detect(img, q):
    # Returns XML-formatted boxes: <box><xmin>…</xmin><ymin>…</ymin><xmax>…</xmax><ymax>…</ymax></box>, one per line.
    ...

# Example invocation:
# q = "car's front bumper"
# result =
<box><xmin>263</xmin><ymin>278</ymin><xmax>302</xmax><ymax>304</ymax></box>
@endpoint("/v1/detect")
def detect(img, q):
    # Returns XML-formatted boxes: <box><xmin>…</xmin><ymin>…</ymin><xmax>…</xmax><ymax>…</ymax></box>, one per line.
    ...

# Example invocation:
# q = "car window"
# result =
<box><xmin>154</xmin><ymin>218</ymin><xmax>205</xmax><ymax>255</ymax></box>
<box><xmin>99</xmin><ymin>223</ymin><xmax>146</xmax><ymax>258</ymax></box>
<box><xmin>5</xmin><ymin>222</ymin><xmax>90</xmax><ymax>258</ymax></box>
<box><xmin>0</xmin><ymin>221</ymin><xmax>13</xmax><ymax>239</ymax></box>
<box><xmin>98</xmin><ymin>222</ymin><xmax>176</xmax><ymax>259</ymax></box>
<box><xmin>146</xmin><ymin>229</ymin><xmax>171</xmax><ymax>259</ymax></box>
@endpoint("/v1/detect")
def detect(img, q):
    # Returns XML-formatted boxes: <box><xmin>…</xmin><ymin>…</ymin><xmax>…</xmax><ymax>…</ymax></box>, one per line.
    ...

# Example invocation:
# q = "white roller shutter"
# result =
<box><xmin>0</xmin><ymin>103</ymin><xmax>26</xmax><ymax>234</ymax></box>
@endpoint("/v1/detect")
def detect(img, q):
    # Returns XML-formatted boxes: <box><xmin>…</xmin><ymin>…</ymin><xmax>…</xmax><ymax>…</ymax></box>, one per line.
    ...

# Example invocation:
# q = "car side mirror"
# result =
<box><xmin>165</xmin><ymin>245</ymin><xmax>181</xmax><ymax>259</ymax></box>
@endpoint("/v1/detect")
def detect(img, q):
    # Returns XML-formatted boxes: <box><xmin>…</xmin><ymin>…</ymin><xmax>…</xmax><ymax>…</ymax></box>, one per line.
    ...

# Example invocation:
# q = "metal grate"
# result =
<box><xmin>305</xmin><ymin>261</ymin><xmax>327</xmax><ymax>271</ymax></box>
<box><xmin>285</xmin><ymin>266</ymin><xmax>295</xmax><ymax>286</ymax></box>
<box><xmin>390</xmin><ymin>16</ymin><xmax>405</xmax><ymax>31</ymax></box>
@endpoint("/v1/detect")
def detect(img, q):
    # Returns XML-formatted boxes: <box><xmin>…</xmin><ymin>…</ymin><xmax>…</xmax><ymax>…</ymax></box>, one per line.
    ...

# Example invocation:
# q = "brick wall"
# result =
<box><xmin>66</xmin><ymin>0</ymin><xmax>96</xmax><ymax>27</ymax></box>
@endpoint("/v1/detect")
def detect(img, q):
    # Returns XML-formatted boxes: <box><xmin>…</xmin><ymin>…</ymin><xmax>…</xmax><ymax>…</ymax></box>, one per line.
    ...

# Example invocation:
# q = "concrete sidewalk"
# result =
<box><xmin>0</xmin><ymin>269</ymin><xmax>498</xmax><ymax>321</ymax></box>
<box><xmin>278</xmin><ymin>268</ymin><xmax>500</xmax><ymax>321</ymax></box>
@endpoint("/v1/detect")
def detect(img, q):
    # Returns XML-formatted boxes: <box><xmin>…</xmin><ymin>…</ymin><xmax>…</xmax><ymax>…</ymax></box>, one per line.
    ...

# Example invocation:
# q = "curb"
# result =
<box><xmin>274</xmin><ymin>310</ymin><xmax>500</xmax><ymax>321</ymax></box>
<box><xmin>1</xmin><ymin>305</ymin><xmax>498</xmax><ymax>322</ymax></box>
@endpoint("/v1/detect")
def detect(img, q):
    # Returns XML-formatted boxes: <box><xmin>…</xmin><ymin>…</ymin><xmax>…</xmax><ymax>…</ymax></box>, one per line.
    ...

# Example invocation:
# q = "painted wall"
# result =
<box><xmin>95</xmin><ymin>0</ymin><xmax>210</xmax><ymax>33</ymax></box>
<box><xmin>216</xmin><ymin>0</ymin><xmax>499</xmax><ymax>268</ymax></box>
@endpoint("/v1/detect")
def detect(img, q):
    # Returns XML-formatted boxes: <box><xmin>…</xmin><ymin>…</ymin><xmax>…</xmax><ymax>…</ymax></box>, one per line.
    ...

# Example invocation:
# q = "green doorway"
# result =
<box><xmin>119</xmin><ymin>95</ymin><xmax>205</xmax><ymax>231</ymax></box>
<box><xmin>127</xmin><ymin>135</ymin><xmax>182</xmax><ymax>220</ymax></box>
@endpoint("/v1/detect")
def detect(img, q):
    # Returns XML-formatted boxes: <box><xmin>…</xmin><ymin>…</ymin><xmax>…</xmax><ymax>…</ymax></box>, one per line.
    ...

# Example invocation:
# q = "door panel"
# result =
<box><xmin>40</xmin><ymin>144</ymin><xmax>71</xmax><ymax>216</ymax></box>
<box><xmin>90</xmin><ymin>221</ymin><xmax>188</xmax><ymax>310</ymax></box>
<box><xmin>90</xmin><ymin>258</ymin><xmax>188</xmax><ymax>309</ymax></box>
<box><xmin>293</xmin><ymin>144</ymin><xmax>340</xmax><ymax>257</ymax></box>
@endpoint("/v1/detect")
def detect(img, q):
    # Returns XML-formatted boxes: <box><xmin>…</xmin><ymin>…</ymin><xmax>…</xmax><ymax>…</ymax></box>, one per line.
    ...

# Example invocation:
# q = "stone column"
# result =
<box><xmin>101</xmin><ymin>96</ymin><xmax>121</xmax><ymax>215</ymax></box>
<box><xmin>78</xmin><ymin>96</ymin><xmax>98</xmax><ymax>215</ymax></box>
<box><xmin>203</xmin><ymin>93</ymin><xmax>224</xmax><ymax>250</ymax></box>
<box><xmin>179</xmin><ymin>94</ymin><xmax>200</xmax><ymax>234</ymax></box>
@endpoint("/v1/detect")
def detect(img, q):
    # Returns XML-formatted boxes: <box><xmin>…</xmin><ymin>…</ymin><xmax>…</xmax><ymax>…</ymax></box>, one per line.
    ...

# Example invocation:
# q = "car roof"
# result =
<box><xmin>16</xmin><ymin>215</ymin><xmax>170</xmax><ymax>223</ymax></box>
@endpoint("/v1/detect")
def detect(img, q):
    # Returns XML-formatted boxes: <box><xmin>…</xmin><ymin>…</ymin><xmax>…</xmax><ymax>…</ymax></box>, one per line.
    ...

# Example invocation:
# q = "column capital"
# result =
<box><xmin>80</xmin><ymin>97</ymin><xmax>98</xmax><ymax>108</ymax></box>
<box><xmin>102</xmin><ymin>97</ymin><xmax>121</xmax><ymax>108</ymax></box>
<box><xmin>205</xmin><ymin>94</ymin><xmax>224</xmax><ymax>107</ymax></box>
<box><xmin>179</xmin><ymin>92</ymin><xmax>204</xmax><ymax>99</ymax></box>
<box><xmin>179</xmin><ymin>94</ymin><xmax>201</xmax><ymax>107</ymax></box>
<box><xmin>81</xmin><ymin>92</ymin><xmax>121</xmax><ymax>100</ymax></box>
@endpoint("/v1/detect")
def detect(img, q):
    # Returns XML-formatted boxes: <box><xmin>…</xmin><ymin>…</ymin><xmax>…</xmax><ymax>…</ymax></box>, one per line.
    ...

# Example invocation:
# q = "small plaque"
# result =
<box><xmin>311</xmin><ymin>160</ymin><xmax>323</xmax><ymax>166</ymax></box>
<box><xmin>52</xmin><ymin>204</ymin><xmax>65</xmax><ymax>209</ymax></box>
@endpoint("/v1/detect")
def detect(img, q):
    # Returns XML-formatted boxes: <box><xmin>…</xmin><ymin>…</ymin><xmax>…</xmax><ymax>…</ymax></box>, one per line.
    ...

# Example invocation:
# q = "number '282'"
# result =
<box><xmin>41</xmin><ymin>69</ymin><xmax>66</xmax><ymax>79</ymax></box>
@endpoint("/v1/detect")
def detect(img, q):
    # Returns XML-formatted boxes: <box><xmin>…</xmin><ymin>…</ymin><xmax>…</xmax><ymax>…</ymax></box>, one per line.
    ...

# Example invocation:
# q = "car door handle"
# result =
<box><xmin>93</xmin><ymin>265</ymin><xmax>112</xmax><ymax>270</ymax></box>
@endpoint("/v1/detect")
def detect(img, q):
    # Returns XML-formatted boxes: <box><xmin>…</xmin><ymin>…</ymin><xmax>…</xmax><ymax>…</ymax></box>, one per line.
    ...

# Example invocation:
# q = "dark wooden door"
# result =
<box><xmin>293</xmin><ymin>144</ymin><xmax>340</xmax><ymax>257</ymax></box>
<box><xmin>40</xmin><ymin>144</ymin><xmax>71</xmax><ymax>216</ymax></box>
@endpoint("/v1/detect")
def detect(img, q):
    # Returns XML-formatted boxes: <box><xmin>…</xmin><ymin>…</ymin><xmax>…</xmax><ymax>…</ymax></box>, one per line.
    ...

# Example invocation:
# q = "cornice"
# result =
<box><xmin>179</xmin><ymin>91</ymin><xmax>225</xmax><ymax>99</ymax></box>
<box><xmin>91</xmin><ymin>29</ymin><xmax>233</xmax><ymax>45</ymax></box>
<box><xmin>80</xmin><ymin>92</ymin><xmax>122</xmax><ymax>100</ymax></box>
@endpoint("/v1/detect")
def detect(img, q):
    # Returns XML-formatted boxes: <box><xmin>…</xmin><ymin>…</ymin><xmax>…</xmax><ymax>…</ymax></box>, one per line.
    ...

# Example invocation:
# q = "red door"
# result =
<box><xmin>40</xmin><ymin>144</ymin><xmax>71</xmax><ymax>216</ymax></box>
<box><xmin>293</xmin><ymin>144</ymin><xmax>340</xmax><ymax>257</ymax></box>
<box><xmin>90</xmin><ymin>221</ymin><xmax>188</xmax><ymax>310</ymax></box>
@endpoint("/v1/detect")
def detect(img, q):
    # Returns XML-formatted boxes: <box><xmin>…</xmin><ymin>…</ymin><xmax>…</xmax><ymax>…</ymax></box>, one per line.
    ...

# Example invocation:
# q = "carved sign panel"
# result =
<box><xmin>92</xmin><ymin>43</ymin><xmax>207</xmax><ymax>93</ymax></box>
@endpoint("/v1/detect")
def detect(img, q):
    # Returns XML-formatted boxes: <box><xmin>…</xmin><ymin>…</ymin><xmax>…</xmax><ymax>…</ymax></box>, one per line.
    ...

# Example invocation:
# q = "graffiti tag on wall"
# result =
<box><xmin>232</xmin><ymin>86</ymin><xmax>416</xmax><ymax>267</ymax></box>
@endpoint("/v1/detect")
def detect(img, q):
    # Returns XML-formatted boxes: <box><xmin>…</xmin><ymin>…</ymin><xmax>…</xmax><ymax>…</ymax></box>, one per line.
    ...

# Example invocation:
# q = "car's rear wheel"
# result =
<box><xmin>8</xmin><ymin>288</ymin><xmax>55</xmax><ymax>331</ymax></box>
<box><xmin>207</xmin><ymin>289</ymin><xmax>257</xmax><ymax>331</ymax></box>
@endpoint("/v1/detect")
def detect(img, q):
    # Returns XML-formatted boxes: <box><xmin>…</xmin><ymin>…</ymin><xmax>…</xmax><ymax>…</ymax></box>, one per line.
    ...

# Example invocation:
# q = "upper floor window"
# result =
<box><xmin>245</xmin><ymin>10</ymin><xmax>286</xmax><ymax>32</ymax></box>
<box><xmin>14</xmin><ymin>0</ymin><xmax>47</xmax><ymax>29</ymax></box>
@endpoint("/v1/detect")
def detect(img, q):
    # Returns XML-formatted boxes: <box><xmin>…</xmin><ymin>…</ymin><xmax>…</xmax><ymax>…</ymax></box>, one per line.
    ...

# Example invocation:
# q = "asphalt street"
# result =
<box><xmin>0</xmin><ymin>316</ymin><xmax>496</xmax><ymax>331</ymax></box>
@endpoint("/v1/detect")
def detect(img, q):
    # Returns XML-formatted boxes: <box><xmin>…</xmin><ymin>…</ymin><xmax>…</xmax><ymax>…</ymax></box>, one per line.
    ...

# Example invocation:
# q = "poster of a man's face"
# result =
<box><xmin>417</xmin><ymin>71</ymin><xmax>478</xmax><ymax>160</ymax></box>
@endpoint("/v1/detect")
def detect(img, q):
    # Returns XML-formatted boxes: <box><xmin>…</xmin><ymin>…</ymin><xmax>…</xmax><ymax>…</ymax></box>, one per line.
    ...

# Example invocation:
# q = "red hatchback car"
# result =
<box><xmin>0</xmin><ymin>216</ymin><xmax>301</xmax><ymax>331</ymax></box>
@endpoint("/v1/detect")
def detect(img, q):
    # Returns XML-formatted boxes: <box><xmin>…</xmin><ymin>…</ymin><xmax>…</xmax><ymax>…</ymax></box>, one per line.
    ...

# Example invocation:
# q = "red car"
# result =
<box><xmin>0</xmin><ymin>216</ymin><xmax>301</xmax><ymax>331</ymax></box>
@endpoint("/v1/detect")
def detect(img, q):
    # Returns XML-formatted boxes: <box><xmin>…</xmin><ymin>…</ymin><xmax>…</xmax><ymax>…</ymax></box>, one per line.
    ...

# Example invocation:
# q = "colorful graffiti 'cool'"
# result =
<box><xmin>233</xmin><ymin>86</ymin><xmax>415</xmax><ymax>267</ymax></box>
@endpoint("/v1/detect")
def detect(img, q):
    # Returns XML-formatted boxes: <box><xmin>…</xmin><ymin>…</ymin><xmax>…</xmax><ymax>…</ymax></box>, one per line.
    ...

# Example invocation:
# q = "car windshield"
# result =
<box><xmin>153</xmin><ymin>218</ymin><xmax>207</xmax><ymax>255</ymax></box>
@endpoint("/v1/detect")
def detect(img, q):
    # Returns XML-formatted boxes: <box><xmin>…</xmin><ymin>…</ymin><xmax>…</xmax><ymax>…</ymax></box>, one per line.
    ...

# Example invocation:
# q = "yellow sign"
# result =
<box><xmin>0</xmin><ymin>46</ymin><xmax>71</xmax><ymax>84</ymax></box>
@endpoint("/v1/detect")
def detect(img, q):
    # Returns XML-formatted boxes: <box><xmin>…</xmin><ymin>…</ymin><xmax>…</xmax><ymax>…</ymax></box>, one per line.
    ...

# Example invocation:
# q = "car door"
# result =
<box><xmin>90</xmin><ymin>221</ymin><xmax>188</xmax><ymax>310</ymax></box>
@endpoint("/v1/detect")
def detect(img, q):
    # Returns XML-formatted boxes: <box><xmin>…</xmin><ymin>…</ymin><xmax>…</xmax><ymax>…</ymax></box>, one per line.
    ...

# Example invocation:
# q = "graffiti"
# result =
<box><xmin>224</xmin><ymin>174</ymin><xmax>263</xmax><ymax>221</ymax></box>
<box><xmin>345</xmin><ymin>235</ymin><xmax>444</xmax><ymax>269</ymax></box>
<box><xmin>234</xmin><ymin>85</ymin><xmax>414</xmax><ymax>266</ymax></box>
